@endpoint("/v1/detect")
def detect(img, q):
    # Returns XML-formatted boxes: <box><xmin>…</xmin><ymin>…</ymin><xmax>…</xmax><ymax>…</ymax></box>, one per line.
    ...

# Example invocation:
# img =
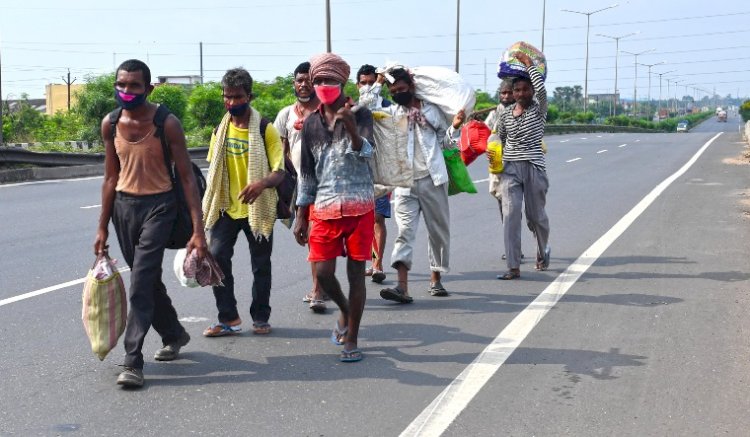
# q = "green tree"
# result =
<box><xmin>740</xmin><ymin>100</ymin><xmax>750</xmax><ymax>123</ymax></box>
<box><xmin>546</xmin><ymin>103</ymin><xmax>560</xmax><ymax>123</ymax></box>
<box><xmin>253</xmin><ymin>75</ymin><xmax>296</xmax><ymax>122</ymax></box>
<box><xmin>185</xmin><ymin>82</ymin><xmax>224</xmax><ymax>146</ymax></box>
<box><xmin>149</xmin><ymin>85</ymin><xmax>188</xmax><ymax>122</ymax></box>
<box><xmin>4</xmin><ymin>94</ymin><xmax>45</xmax><ymax>142</ymax></box>
<box><xmin>474</xmin><ymin>90</ymin><xmax>497</xmax><ymax>111</ymax></box>
<box><xmin>73</xmin><ymin>73</ymin><xmax>116</xmax><ymax>143</ymax></box>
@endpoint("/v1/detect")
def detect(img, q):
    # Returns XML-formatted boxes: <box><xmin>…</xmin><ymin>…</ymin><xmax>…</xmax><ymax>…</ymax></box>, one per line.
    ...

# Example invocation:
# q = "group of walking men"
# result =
<box><xmin>93</xmin><ymin>51</ymin><xmax>550</xmax><ymax>388</ymax></box>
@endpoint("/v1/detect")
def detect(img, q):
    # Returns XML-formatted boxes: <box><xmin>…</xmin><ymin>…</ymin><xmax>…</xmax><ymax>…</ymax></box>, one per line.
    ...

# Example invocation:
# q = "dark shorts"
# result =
<box><xmin>375</xmin><ymin>194</ymin><xmax>391</xmax><ymax>218</ymax></box>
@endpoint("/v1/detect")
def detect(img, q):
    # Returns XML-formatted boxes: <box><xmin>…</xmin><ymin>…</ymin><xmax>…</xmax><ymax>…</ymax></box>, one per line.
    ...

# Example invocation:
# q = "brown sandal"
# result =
<box><xmin>497</xmin><ymin>269</ymin><xmax>521</xmax><ymax>280</ymax></box>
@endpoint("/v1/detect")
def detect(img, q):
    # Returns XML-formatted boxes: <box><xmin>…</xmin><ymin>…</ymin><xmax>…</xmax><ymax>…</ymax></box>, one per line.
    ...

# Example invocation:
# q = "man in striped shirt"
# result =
<box><xmin>496</xmin><ymin>52</ymin><xmax>551</xmax><ymax>279</ymax></box>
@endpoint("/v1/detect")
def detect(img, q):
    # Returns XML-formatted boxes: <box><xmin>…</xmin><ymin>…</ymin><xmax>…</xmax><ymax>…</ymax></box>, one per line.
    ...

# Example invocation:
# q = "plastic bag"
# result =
<box><xmin>412</xmin><ymin>66</ymin><xmax>476</xmax><ymax>126</ymax></box>
<box><xmin>370</xmin><ymin>110</ymin><xmax>413</xmax><ymax>188</ymax></box>
<box><xmin>173</xmin><ymin>249</ymin><xmax>200</xmax><ymax>288</ymax></box>
<box><xmin>81</xmin><ymin>255</ymin><xmax>127</xmax><ymax>360</ymax></box>
<box><xmin>459</xmin><ymin>120</ymin><xmax>491</xmax><ymax>165</ymax></box>
<box><xmin>498</xmin><ymin>41</ymin><xmax>547</xmax><ymax>80</ymax></box>
<box><xmin>443</xmin><ymin>147</ymin><xmax>477</xmax><ymax>195</ymax></box>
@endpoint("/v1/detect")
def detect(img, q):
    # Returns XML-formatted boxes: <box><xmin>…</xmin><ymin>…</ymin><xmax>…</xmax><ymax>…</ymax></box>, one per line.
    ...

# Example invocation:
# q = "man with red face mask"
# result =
<box><xmin>294</xmin><ymin>53</ymin><xmax>374</xmax><ymax>363</ymax></box>
<box><xmin>201</xmin><ymin>68</ymin><xmax>285</xmax><ymax>337</ymax></box>
<box><xmin>273</xmin><ymin>61</ymin><xmax>328</xmax><ymax>313</ymax></box>
<box><xmin>94</xmin><ymin>59</ymin><xmax>208</xmax><ymax>388</ymax></box>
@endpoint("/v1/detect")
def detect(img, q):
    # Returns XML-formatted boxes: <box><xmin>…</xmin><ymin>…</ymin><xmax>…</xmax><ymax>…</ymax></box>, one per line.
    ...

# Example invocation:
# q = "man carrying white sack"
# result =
<box><xmin>375</xmin><ymin>66</ymin><xmax>465</xmax><ymax>304</ymax></box>
<box><xmin>496</xmin><ymin>52</ymin><xmax>551</xmax><ymax>280</ymax></box>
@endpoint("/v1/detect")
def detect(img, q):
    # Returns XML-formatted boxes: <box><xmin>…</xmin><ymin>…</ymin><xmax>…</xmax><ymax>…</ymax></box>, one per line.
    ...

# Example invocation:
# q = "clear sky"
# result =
<box><xmin>1</xmin><ymin>0</ymin><xmax>748</xmax><ymax>103</ymax></box>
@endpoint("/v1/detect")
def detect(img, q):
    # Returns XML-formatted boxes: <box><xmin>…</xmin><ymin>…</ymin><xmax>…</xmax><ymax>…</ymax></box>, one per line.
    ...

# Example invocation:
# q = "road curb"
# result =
<box><xmin>0</xmin><ymin>164</ymin><xmax>106</xmax><ymax>184</ymax></box>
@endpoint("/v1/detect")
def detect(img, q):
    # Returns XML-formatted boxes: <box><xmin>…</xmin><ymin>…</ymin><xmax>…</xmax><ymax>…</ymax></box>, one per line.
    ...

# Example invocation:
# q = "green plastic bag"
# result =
<box><xmin>443</xmin><ymin>147</ymin><xmax>477</xmax><ymax>196</ymax></box>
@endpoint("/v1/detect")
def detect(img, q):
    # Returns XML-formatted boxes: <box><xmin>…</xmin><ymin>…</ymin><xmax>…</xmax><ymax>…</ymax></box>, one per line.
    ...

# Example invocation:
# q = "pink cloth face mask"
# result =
<box><xmin>314</xmin><ymin>84</ymin><xmax>342</xmax><ymax>105</ymax></box>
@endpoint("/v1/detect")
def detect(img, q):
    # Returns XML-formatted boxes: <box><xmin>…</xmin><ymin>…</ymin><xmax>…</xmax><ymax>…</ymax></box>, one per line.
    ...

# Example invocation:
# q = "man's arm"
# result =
<box><xmin>293</xmin><ymin>126</ymin><xmax>317</xmax><ymax>246</ymax></box>
<box><xmin>165</xmin><ymin>115</ymin><xmax>208</xmax><ymax>258</ymax></box>
<box><xmin>238</xmin><ymin>123</ymin><xmax>285</xmax><ymax>203</ymax></box>
<box><xmin>94</xmin><ymin>116</ymin><xmax>120</xmax><ymax>255</ymax></box>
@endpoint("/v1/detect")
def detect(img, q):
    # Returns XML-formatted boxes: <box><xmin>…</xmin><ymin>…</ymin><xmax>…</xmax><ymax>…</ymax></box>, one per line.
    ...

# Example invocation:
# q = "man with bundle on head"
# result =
<box><xmin>293</xmin><ymin>53</ymin><xmax>375</xmax><ymax>362</ymax></box>
<box><xmin>376</xmin><ymin>67</ymin><xmax>465</xmax><ymax>304</ymax></box>
<box><xmin>356</xmin><ymin>63</ymin><xmax>391</xmax><ymax>284</ymax></box>
<box><xmin>273</xmin><ymin>61</ymin><xmax>328</xmax><ymax>313</ymax></box>
<box><xmin>202</xmin><ymin>68</ymin><xmax>285</xmax><ymax>337</ymax></box>
<box><xmin>496</xmin><ymin>52</ymin><xmax>551</xmax><ymax>280</ymax></box>
<box><xmin>94</xmin><ymin>59</ymin><xmax>208</xmax><ymax>388</ymax></box>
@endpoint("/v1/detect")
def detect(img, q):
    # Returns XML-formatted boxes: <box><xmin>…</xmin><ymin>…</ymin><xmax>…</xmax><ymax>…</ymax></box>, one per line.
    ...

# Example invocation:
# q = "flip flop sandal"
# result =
<box><xmin>371</xmin><ymin>270</ymin><xmax>386</xmax><ymax>284</ymax></box>
<box><xmin>379</xmin><ymin>286</ymin><xmax>413</xmax><ymax>304</ymax></box>
<box><xmin>309</xmin><ymin>299</ymin><xmax>327</xmax><ymax>313</ymax></box>
<box><xmin>203</xmin><ymin>322</ymin><xmax>241</xmax><ymax>337</ymax></box>
<box><xmin>428</xmin><ymin>282</ymin><xmax>449</xmax><ymax>297</ymax></box>
<box><xmin>252</xmin><ymin>322</ymin><xmax>272</xmax><ymax>335</ymax></box>
<box><xmin>302</xmin><ymin>292</ymin><xmax>314</xmax><ymax>303</ymax></box>
<box><xmin>331</xmin><ymin>321</ymin><xmax>348</xmax><ymax>346</ymax></box>
<box><xmin>497</xmin><ymin>270</ymin><xmax>521</xmax><ymax>280</ymax></box>
<box><xmin>339</xmin><ymin>348</ymin><xmax>363</xmax><ymax>362</ymax></box>
<box><xmin>535</xmin><ymin>246</ymin><xmax>551</xmax><ymax>271</ymax></box>
<box><xmin>364</xmin><ymin>267</ymin><xmax>374</xmax><ymax>277</ymax></box>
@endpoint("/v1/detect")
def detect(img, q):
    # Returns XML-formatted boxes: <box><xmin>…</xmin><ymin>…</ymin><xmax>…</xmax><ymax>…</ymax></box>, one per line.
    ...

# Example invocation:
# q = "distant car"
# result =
<box><xmin>718</xmin><ymin>111</ymin><xmax>727</xmax><ymax>122</ymax></box>
<box><xmin>676</xmin><ymin>121</ymin><xmax>689</xmax><ymax>132</ymax></box>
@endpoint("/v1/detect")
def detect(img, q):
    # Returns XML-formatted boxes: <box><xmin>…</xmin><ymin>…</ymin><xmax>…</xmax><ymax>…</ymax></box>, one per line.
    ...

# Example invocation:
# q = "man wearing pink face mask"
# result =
<box><xmin>293</xmin><ymin>53</ymin><xmax>374</xmax><ymax>363</ymax></box>
<box><xmin>94</xmin><ymin>59</ymin><xmax>208</xmax><ymax>388</ymax></box>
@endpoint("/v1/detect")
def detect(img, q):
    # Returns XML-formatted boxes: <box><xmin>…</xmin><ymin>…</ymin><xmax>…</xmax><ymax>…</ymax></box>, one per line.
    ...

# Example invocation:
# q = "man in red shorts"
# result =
<box><xmin>293</xmin><ymin>53</ymin><xmax>375</xmax><ymax>362</ymax></box>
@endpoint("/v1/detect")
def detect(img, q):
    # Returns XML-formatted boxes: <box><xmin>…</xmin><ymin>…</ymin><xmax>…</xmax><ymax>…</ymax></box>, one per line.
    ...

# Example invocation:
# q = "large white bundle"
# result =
<box><xmin>411</xmin><ymin>66</ymin><xmax>476</xmax><ymax>126</ymax></box>
<box><xmin>370</xmin><ymin>110</ymin><xmax>413</xmax><ymax>189</ymax></box>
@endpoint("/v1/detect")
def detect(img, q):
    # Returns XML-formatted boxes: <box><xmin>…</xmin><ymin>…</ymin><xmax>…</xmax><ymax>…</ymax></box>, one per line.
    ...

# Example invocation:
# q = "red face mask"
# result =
<box><xmin>314</xmin><ymin>84</ymin><xmax>342</xmax><ymax>105</ymax></box>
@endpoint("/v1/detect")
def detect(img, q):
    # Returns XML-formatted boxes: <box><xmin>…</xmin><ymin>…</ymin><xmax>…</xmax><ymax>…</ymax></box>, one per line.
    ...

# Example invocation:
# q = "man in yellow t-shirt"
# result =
<box><xmin>203</xmin><ymin>68</ymin><xmax>284</xmax><ymax>337</ymax></box>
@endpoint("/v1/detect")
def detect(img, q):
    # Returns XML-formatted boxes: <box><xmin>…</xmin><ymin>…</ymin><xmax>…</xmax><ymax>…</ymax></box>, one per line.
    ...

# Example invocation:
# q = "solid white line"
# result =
<box><xmin>597</xmin><ymin>149</ymin><xmax>608</xmax><ymax>154</ymax></box>
<box><xmin>618</xmin><ymin>144</ymin><xmax>628</xmax><ymax>148</ymax></box>
<box><xmin>472</xmin><ymin>178</ymin><xmax>489</xmax><ymax>183</ymax></box>
<box><xmin>400</xmin><ymin>132</ymin><xmax>723</xmax><ymax>437</ymax></box>
<box><xmin>566</xmin><ymin>158</ymin><xmax>581</xmax><ymax>163</ymax></box>
<box><xmin>80</xmin><ymin>204</ymin><xmax>101</xmax><ymax>209</ymax></box>
<box><xmin>0</xmin><ymin>267</ymin><xmax>130</xmax><ymax>308</ymax></box>
<box><xmin>0</xmin><ymin>175</ymin><xmax>103</xmax><ymax>189</ymax></box>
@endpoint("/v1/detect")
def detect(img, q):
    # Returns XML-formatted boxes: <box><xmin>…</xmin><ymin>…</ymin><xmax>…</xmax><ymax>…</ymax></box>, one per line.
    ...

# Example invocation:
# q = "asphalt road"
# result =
<box><xmin>1</xmin><ymin>114</ymin><xmax>748</xmax><ymax>436</ymax></box>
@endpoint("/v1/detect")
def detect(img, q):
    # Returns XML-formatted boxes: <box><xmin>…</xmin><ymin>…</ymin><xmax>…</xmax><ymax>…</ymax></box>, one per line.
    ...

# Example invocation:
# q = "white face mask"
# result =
<box><xmin>358</xmin><ymin>84</ymin><xmax>372</xmax><ymax>95</ymax></box>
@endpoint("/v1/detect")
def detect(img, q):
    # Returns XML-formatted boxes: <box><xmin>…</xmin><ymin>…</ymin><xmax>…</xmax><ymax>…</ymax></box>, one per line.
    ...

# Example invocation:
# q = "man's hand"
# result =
<box><xmin>452</xmin><ymin>109</ymin><xmax>466</xmax><ymax>129</ymax></box>
<box><xmin>334</xmin><ymin>105</ymin><xmax>357</xmax><ymax>132</ymax></box>
<box><xmin>293</xmin><ymin>216</ymin><xmax>309</xmax><ymax>246</ymax></box>
<box><xmin>515</xmin><ymin>52</ymin><xmax>533</xmax><ymax>67</ymax></box>
<box><xmin>94</xmin><ymin>228</ymin><xmax>109</xmax><ymax>256</ymax></box>
<box><xmin>186</xmin><ymin>231</ymin><xmax>208</xmax><ymax>260</ymax></box>
<box><xmin>238</xmin><ymin>181</ymin><xmax>267</xmax><ymax>204</ymax></box>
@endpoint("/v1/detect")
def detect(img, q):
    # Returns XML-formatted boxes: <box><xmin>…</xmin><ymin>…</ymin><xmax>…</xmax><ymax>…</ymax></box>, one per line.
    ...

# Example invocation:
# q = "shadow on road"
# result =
<box><xmin>505</xmin><ymin>346</ymin><xmax>647</xmax><ymax>380</ymax></box>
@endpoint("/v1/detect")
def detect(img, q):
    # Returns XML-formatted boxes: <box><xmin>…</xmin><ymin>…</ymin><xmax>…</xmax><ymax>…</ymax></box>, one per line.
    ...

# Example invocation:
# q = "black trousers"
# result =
<box><xmin>113</xmin><ymin>191</ymin><xmax>185</xmax><ymax>369</ymax></box>
<box><xmin>209</xmin><ymin>214</ymin><xmax>273</xmax><ymax>324</ymax></box>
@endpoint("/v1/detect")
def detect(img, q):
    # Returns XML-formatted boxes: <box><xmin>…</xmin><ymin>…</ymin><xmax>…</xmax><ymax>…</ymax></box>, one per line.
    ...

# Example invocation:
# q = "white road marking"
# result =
<box><xmin>400</xmin><ymin>132</ymin><xmax>724</xmax><ymax>437</ymax></box>
<box><xmin>473</xmin><ymin>178</ymin><xmax>489</xmax><ymax>183</ymax></box>
<box><xmin>179</xmin><ymin>316</ymin><xmax>210</xmax><ymax>323</ymax></box>
<box><xmin>580</xmin><ymin>137</ymin><xmax>588</xmax><ymax>140</ymax></box>
<box><xmin>635</xmin><ymin>139</ymin><xmax>641</xmax><ymax>142</ymax></box>
<box><xmin>80</xmin><ymin>204</ymin><xmax>101</xmax><ymax>209</ymax></box>
<box><xmin>597</xmin><ymin>149</ymin><xmax>608</xmax><ymax>154</ymax></box>
<box><xmin>566</xmin><ymin>158</ymin><xmax>581</xmax><ymax>163</ymax></box>
<box><xmin>560</xmin><ymin>139</ymin><xmax>569</xmax><ymax>143</ymax></box>
<box><xmin>0</xmin><ymin>267</ymin><xmax>130</xmax><ymax>307</ymax></box>
<box><xmin>618</xmin><ymin>144</ymin><xmax>628</xmax><ymax>148</ymax></box>
<box><xmin>0</xmin><ymin>175</ymin><xmax>103</xmax><ymax>189</ymax></box>
<box><xmin>596</xmin><ymin>135</ymin><xmax>603</xmax><ymax>138</ymax></box>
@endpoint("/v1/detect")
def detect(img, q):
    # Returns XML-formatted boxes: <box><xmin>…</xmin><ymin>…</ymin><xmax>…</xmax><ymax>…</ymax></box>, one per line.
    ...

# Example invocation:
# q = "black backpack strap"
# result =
<box><xmin>152</xmin><ymin>105</ymin><xmax>176</xmax><ymax>183</ymax></box>
<box><xmin>108</xmin><ymin>108</ymin><xmax>123</xmax><ymax>139</ymax></box>
<box><xmin>260</xmin><ymin>117</ymin><xmax>269</xmax><ymax>139</ymax></box>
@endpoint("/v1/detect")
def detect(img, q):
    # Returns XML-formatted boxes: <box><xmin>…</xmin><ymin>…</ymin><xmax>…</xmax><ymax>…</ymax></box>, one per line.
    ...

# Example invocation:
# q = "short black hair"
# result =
<box><xmin>357</xmin><ymin>64</ymin><xmax>377</xmax><ymax>81</ymax></box>
<box><xmin>512</xmin><ymin>76</ymin><xmax>532</xmax><ymax>88</ymax></box>
<box><xmin>294</xmin><ymin>62</ymin><xmax>310</xmax><ymax>77</ymax></box>
<box><xmin>385</xmin><ymin>68</ymin><xmax>412</xmax><ymax>86</ymax></box>
<box><xmin>222</xmin><ymin>68</ymin><xmax>254</xmax><ymax>95</ymax></box>
<box><xmin>116</xmin><ymin>59</ymin><xmax>151</xmax><ymax>85</ymax></box>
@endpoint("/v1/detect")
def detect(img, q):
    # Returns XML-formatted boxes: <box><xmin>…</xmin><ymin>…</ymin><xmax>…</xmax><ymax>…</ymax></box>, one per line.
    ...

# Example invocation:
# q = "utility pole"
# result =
<box><xmin>597</xmin><ymin>32</ymin><xmax>637</xmax><ymax>116</ymax></box>
<box><xmin>325</xmin><ymin>0</ymin><xmax>332</xmax><ymax>53</ymax></box>
<box><xmin>62</xmin><ymin>69</ymin><xmax>77</xmax><ymax>112</ymax></box>
<box><xmin>483</xmin><ymin>57</ymin><xmax>487</xmax><ymax>92</ymax></box>
<box><xmin>455</xmin><ymin>0</ymin><xmax>460</xmax><ymax>73</ymax></box>
<box><xmin>199</xmin><ymin>42</ymin><xmax>204</xmax><ymax>84</ymax></box>
<box><xmin>0</xmin><ymin>37</ymin><xmax>3</xmax><ymax>146</ymax></box>
<box><xmin>541</xmin><ymin>0</ymin><xmax>546</xmax><ymax>52</ymax></box>
<box><xmin>622</xmin><ymin>48</ymin><xmax>655</xmax><ymax>117</ymax></box>
<box><xmin>562</xmin><ymin>4</ymin><xmax>618</xmax><ymax>113</ymax></box>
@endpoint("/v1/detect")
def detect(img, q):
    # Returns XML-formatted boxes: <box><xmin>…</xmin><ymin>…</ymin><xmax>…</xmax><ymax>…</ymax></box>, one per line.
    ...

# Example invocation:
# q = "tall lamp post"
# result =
<box><xmin>597</xmin><ymin>32</ymin><xmax>637</xmax><ymax>116</ymax></box>
<box><xmin>541</xmin><ymin>0</ymin><xmax>547</xmax><ymax>51</ymax></box>
<box><xmin>655</xmin><ymin>69</ymin><xmax>675</xmax><ymax>115</ymax></box>
<box><xmin>562</xmin><ymin>4</ymin><xmax>618</xmax><ymax>113</ymax></box>
<box><xmin>636</xmin><ymin>60</ymin><xmax>665</xmax><ymax>117</ymax></box>
<box><xmin>621</xmin><ymin>48</ymin><xmax>655</xmax><ymax>117</ymax></box>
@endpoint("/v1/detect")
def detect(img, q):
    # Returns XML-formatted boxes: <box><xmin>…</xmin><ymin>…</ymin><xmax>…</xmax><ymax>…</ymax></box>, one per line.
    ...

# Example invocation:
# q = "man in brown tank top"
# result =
<box><xmin>93</xmin><ymin>59</ymin><xmax>208</xmax><ymax>388</ymax></box>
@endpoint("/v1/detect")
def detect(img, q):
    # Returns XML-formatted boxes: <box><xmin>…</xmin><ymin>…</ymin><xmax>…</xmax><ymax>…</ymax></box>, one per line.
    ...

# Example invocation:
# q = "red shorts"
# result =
<box><xmin>308</xmin><ymin>210</ymin><xmax>375</xmax><ymax>262</ymax></box>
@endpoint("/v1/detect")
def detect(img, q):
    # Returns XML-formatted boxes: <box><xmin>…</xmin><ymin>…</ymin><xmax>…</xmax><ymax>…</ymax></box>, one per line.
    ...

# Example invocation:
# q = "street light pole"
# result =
<box><xmin>597</xmin><ymin>32</ymin><xmax>637</xmax><ymax>116</ymax></box>
<box><xmin>622</xmin><ymin>48</ymin><xmax>655</xmax><ymax>117</ymax></box>
<box><xmin>455</xmin><ymin>0</ymin><xmax>460</xmax><ymax>73</ymax></box>
<box><xmin>325</xmin><ymin>0</ymin><xmax>331</xmax><ymax>52</ymax></box>
<box><xmin>562</xmin><ymin>4</ymin><xmax>618</xmax><ymax>114</ymax></box>
<box><xmin>655</xmin><ymin>70</ymin><xmax>675</xmax><ymax>114</ymax></box>
<box><xmin>541</xmin><ymin>0</ymin><xmax>547</xmax><ymax>52</ymax></box>
<box><xmin>636</xmin><ymin>61</ymin><xmax>665</xmax><ymax>118</ymax></box>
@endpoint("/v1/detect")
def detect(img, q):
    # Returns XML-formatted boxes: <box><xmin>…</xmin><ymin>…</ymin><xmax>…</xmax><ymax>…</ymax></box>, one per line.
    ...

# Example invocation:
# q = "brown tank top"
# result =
<box><xmin>114</xmin><ymin>127</ymin><xmax>173</xmax><ymax>195</ymax></box>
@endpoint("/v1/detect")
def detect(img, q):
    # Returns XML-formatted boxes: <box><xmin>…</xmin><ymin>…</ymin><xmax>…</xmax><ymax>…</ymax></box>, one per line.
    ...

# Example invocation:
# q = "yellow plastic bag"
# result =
<box><xmin>81</xmin><ymin>255</ymin><xmax>127</xmax><ymax>360</ymax></box>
